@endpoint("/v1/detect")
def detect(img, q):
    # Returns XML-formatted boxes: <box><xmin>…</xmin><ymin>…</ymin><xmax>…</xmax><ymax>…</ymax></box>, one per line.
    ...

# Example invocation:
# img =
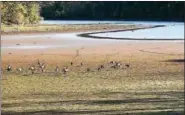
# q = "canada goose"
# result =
<box><xmin>110</xmin><ymin>61</ymin><xmax>116</xmax><ymax>64</ymax></box>
<box><xmin>6</xmin><ymin>65</ymin><xmax>12</xmax><ymax>71</ymax></box>
<box><xmin>40</xmin><ymin>63</ymin><xmax>45</xmax><ymax>73</ymax></box>
<box><xmin>100</xmin><ymin>65</ymin><xmax>104</xmax><ymax>68</ymax></box>
<box><xmin>17</xmin><ymin>67</ymin><xmax>22</xmax><ymax>72</ymax></box>
<box><xmin>97</xmin><ymin>67</ymin><xmax>101</xmax><ymax>71</ymax></box>
<box><xmin>29</xmin><ymin>66</ymin><xmax>35</xmax><ymax>74</ymax></box>
<box><xmin>116</xmin><ymin>62</ymin><xmax>122</xmax><ymax>68</ymax></box>
<box><xmin>37</xmin><ymin>59</ymin><xmax>40</xmax><ymax>65</ymax></box>
<box><xmin>62</xmin><ymin>67</ymin><xmax>69</xmax><ymax>74</ymax></box>
<box><xmin>37</xmin><ymin>61</ymin><xmax>45</xmax><ymax>73</ymax></box>
<box><xmin>70</xmin><ymin>62</ymin><xmax>73</xmax><ymax>66</ymax></box>
<box><xmin>55</xmin><ymin>66</ymin><xmax>59</xmax><ymax>73</ymax></box>
<box><xmin>125</xmin><ymin>64</ymin><xmax>130</xmax><ymax>68</ymax></box>
<box><xmin>86</xmin><ymin>68</ymin><xmax>90</xmax><ymax>72</ymax></box>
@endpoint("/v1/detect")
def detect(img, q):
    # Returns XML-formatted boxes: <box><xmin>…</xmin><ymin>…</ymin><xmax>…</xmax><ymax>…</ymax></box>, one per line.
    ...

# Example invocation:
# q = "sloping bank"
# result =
<box><xmin>77</xmin><ymin>25</ymin><xmax>183</xmax><ymax>41</ymax></box>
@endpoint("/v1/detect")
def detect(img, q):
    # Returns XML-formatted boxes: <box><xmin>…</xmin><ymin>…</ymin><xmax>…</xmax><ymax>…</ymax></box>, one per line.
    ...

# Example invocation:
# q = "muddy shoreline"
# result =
<box><xmin>2</xmin><ymin>23</ymin><xmax>184</xmax><ymax>68</ymax></box>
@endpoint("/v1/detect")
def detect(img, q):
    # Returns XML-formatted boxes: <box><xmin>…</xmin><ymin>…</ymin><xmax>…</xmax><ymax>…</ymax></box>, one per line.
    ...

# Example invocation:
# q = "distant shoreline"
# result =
<box><xmin>1</xmin><ymin>24</ymin><xmax>145</xmax><ymax>35</ymax></box>
<box><xmin>40</xmin><ymin>19</ymin><xmax>184</xmax><ymax>23</ymax></box>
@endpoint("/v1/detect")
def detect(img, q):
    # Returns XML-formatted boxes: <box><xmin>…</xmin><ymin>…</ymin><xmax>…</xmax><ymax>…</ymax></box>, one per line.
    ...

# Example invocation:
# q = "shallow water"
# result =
<box><xmin>41</xmin><ymin>20</ymin><xmax>184</xmax><ymax>39</ymax></box>
<box><xmin>90</xmin><ymin>24</ymin><xmax>184</xmax><ymax>39</ymax></box>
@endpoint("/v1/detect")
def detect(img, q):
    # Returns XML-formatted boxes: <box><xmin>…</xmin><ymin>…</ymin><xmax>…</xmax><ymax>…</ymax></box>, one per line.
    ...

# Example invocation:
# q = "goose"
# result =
<box><xmin>29</xmin><ymin>66</ymin><xmax>35</xmax><ymax>74</ymax></box>
<box><xmin>62</xmin><ymin>67</ymin><xmax>69</xmax><ymax>74</ymax></box>
<box><xmin>17</xmin><ymin>67</ymin><xmax>23</xmax><ymax>72</ymax></box>
<box><xmin>125</xmin><ymin>64</ymin><xmax>130</xmax><ymax>68</ymax></box>
<box><xmin>86</xmin><ymin>68</ymin><xmax>90</xmax><ymax>72</ymax></box>
<box><xmin>55</xmin><ymin>66</ymin><xmax>59</xmax><ymax>73</ymax></box>
<box><xmin>6</xmin><ymin>65</ymin><xmax>12</xmax><ymax>71</ymax></box>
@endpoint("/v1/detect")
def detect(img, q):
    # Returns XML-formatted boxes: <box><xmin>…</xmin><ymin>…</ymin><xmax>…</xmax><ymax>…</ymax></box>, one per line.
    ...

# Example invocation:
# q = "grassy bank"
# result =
<box><xmin>1</xmin><ymin>24</ymin><xmax>144</xmax><ymax>35</ymax></box>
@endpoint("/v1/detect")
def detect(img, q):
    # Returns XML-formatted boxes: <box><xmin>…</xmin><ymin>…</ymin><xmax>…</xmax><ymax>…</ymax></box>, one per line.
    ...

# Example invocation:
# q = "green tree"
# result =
<box><xmin>25</xmin><ymin>3</ymin><xmax>40</xmax><ymax>24</ymax></box>
<box><xmin>1</xmin><ymin>2</ymin><xmax>41</xmax><ymax>25</ymax></box>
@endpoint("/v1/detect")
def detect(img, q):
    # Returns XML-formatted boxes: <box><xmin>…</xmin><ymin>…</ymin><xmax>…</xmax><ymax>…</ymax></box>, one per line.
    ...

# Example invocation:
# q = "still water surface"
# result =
<box><xmin>89</xmin><ymin>24</ymin><xmax>184</xmax><ymax>39</ymax></box>
<box><xmin>41</xmin><ymin>20</ymin><xmax>184</xmax><ymax>39</ymax></box>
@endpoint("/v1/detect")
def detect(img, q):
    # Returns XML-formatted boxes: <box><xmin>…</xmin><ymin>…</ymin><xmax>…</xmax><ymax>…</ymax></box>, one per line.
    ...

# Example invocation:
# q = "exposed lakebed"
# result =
<box><xmin>1</xmin><ymin>21</ymin><xmax>184</xmax><ymax>50</ymax></box>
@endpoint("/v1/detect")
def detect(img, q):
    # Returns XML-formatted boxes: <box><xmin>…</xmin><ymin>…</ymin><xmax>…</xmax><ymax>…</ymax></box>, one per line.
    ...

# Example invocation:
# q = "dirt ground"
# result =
<box><xmin>1</xmin><ymin>40</ymin><xmax>184</xmax><ymax>68</ymax></box>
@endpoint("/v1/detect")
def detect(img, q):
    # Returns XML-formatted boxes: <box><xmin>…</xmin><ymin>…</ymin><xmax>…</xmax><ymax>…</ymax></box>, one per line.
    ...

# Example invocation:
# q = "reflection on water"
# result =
<box><xmin>40</xmin><ymin>20</ymin><xmax>184</xmax><ymax>26</ymax></box>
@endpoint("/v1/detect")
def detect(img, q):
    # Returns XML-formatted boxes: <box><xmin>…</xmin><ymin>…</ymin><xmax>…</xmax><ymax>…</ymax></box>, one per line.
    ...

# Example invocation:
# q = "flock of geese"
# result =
<box><xmin>2</xmin><ymin>47</ymin><xmax>131</xmax><ymax>76</ymax></box>
<box><xmin>3</xmin><ymin>59</ymin><xmax>130</xmax><ymax>75</ymax></box>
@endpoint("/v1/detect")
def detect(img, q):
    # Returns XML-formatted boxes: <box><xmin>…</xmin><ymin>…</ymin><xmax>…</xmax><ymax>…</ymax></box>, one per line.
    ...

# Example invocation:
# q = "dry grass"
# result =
<box><xmin>2</xmin><ymin>52</ymin><xmax>184</xmax><ymax>115</ymax></box>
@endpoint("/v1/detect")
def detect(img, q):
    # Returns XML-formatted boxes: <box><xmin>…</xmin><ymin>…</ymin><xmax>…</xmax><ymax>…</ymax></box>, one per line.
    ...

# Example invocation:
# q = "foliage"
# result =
<box><xmin>1</xmin><ymin>1</ymin><xmax>184</xmax><ymax>25</ymax></box>
<box><xmin>1</xmin><ymin>2</ymin><xmax>40</xmax><ymax>25</ymax></box>
<box><xmin>40</xmin><ymin>1</ymin><xmax>184</xmax><ymax>21</ymax></box>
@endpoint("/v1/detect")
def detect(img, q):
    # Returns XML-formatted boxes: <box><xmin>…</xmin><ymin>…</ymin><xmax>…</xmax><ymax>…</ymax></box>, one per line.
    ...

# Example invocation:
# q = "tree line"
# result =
<box><xmin>40</xmin><ymin>1</ymin><xmax>184</xmax><ymax>21</ymax></box>
<box><xmin>1</xmin><ymin>1</ymin><xmax>184</xmax><ymax>25</ymax></box>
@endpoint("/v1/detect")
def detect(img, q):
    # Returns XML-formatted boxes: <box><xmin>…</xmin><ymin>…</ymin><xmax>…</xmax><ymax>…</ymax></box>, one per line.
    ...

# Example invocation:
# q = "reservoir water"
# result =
<box><xmin>88</xmin><ymin>24</ymin><xmax>184</xmax><ymax>39</ymax></box>
<box><xmin>41</xmin><ymin>20</ymin><xmax>184</xmax><ymax>39</ymax></box>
